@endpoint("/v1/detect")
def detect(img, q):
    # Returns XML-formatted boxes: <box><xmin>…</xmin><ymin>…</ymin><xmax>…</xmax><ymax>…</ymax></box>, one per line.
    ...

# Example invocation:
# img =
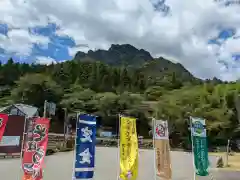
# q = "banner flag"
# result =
<box><xmin>191</xmin><ymin>117</ymin><xmax>209</xmax><ymax>176</ymax></box>
<box><xmin>119</xmin><ymin>116</ymin><xmax>138</xmax><ymax>180</ymax></box>
<box><xmin>74</xmin><ymin>114</ymin><xmax>97</xmax><ymax>180</ymax></box>
<box><xmin>0</xmin><ymin>113</ymin><xmax>9</xmax><ymax>141</ymax></box>
<box><xmin>153</xmin><ymin>120</ymin><xmax>172</xmax><ymax>180</ymax></box>
<box><xmin>22</xmin><ymin>117</ymin><xmax>50</xmax><ymax>180</ymax></box>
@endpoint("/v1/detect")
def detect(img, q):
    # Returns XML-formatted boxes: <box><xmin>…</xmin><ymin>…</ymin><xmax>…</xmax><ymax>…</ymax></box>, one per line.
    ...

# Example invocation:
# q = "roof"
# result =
<box><xmin>0</xmin><ymin>105</ymin><xmax>10</xmax><ymax>112</ymax></box>
<box><xmin>0</xmin><ymin>103</ymin><xmax>38</xmax><ymax>117</ymax></box>
<box><xmin>14</xmin><ymin>104</ymin><xmax>38</xmax><ymax>117</ymax></box>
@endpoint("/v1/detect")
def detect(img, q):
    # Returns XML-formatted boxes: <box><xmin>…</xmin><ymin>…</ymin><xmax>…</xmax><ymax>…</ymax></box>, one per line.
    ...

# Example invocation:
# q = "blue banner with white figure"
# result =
<box><xmin>74</xmin><ymin>114</ymin><xmax>97</xmax><ymax>180</ymax></box>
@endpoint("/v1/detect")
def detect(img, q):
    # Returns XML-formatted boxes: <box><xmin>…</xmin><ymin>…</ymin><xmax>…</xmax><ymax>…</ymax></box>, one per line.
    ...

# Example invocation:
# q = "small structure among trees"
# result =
<box><xmin>0</xmin><ymin>103</ymin><xmax>39</xmax><ymax>118</ymax></box>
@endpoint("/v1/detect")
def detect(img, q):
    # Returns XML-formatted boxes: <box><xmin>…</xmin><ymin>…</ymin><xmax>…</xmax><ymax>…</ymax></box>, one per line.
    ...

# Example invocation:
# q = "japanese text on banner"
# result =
<box><xmin>119</xmin><ymin>116</ymin><xmax>138</xmax><ymax>180</ymax></box>
<box><xmin>154</xmin><ymin>120</ymin><xmax>172</xmax><ymax>180</ymax></box>
<box><xmin>191</xmin><ymin>117</ymin><xmax>209</xmax><ymax>176</ymax></box>
<box><xmin>22</xmin><ymin>117</ymin><xmax>50</xmax><ymax>180</ymax></box>
<box><xmin>74</xmin><ymin>114</ymin><xmax>97</xmax><ymax>180</ymax></box>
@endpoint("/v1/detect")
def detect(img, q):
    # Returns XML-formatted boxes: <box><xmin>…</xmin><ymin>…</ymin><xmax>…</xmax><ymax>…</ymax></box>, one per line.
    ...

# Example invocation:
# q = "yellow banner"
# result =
<box><xmin>119</xmin><ymin>116</ymin><xmax>138</xmax><ymax>180</ymax></box>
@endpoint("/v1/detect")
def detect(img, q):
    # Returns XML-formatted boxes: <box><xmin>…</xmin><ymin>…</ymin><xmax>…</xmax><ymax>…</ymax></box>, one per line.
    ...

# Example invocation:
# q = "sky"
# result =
<box><xmin>0</xmin><ymin>0</ymin><xmax>240</xmax><ymax>81</ymax></box>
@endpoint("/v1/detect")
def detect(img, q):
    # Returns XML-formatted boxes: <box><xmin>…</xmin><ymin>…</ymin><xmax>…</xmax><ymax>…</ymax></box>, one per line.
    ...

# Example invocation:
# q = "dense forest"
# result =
<box><xmin>0</xmin><ymin>44</ymin><xmax>239</xmax><ymax>148</ymax></box>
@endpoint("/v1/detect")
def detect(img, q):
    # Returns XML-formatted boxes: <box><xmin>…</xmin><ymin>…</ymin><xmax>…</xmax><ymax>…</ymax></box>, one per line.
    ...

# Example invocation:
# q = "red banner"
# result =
<box><xmin>0</xmin><ymin>113</ymin><xmax>9</xmax><ymax>142</ymax></box>
<box><xmin>22</xmin><ymin>117</ymin><xmax>50</xmax><ymax>180</ymax></box>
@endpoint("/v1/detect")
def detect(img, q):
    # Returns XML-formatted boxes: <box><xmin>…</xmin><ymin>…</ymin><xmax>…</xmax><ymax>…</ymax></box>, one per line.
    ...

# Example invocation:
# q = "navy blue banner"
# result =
<box><xmin>74</xmin><ymin>114</ymin><xmax>97</xmax><ymax>180</ymax></box>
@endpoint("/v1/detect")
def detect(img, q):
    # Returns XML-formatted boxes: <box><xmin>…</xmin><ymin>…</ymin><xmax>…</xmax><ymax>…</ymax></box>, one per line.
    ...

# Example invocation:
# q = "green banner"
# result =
<box><xmin>191</xmin><ymin>117</ymin><xmax>209</xmax><ymax>176</ymax></box>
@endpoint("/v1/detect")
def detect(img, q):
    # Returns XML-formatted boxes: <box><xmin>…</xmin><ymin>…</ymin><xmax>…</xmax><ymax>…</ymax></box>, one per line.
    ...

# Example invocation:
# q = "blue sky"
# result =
<box><xmin>0</xmin><ymin>23</ymin><xmax>76</xmax><ymax>63</ymax></box>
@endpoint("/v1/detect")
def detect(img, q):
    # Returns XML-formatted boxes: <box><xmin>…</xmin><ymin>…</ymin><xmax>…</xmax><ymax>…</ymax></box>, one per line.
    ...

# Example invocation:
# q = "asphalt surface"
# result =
<box><xmin>0</xmin><ymin>147</ymin><xmax>239</xmax><ymax>180</ymax></box>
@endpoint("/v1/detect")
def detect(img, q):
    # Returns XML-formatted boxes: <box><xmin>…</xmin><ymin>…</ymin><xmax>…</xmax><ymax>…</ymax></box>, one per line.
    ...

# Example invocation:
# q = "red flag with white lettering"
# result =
<box><xmin>22</xmin><ymin>117</ymin><xmax>50</xmax><ymax>180</ymax></box>
<box><xmin>0</xmin><ymin>113</ymin><xmax>9</xmax><ymax>142</ymax></box>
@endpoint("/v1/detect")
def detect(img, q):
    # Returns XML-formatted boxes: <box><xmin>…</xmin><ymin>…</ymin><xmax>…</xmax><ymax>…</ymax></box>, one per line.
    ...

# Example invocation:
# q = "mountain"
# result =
<box><xmin>74</xmin><ymin>44</ymin><xmax>153</xmax><ymax>66</ymax></box>
<box><xmin>140</xmin><ymin>57</ymin><xmax>199</xmax><ymax>82</ymax></box>
<box><xmin>74</xmin><ymin>44</ymin><xmax>199</xmax><ymax>82</ymax></box>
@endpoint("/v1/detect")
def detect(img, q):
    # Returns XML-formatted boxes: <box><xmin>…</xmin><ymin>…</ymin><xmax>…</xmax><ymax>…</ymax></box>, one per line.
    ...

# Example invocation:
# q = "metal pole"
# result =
<box><xmin>190</xmin><ymin>116</ymin><xmax>196</xmax><ymax>180</ymax></box>
<box><xmin>63</xmin><ymin>108</ymin><xmax>67</xmax><ymax>142</ymax></box>
<box><xmin>226</xmin><ymin>139</ymin><xmax>230</xmax><ymax>167</ymax></box>
<box><xmin>43</xmin><ymin>100</ymin><xmax>47</xmax><ymax>118</ymax></box>
<box><xmin>72</xmin><ymin>112</ymin><xmax>79</xmax><ymax>180</ymax></box>
<box><xmin>116</xmin><ymin>114</ymin><xmax>121</xmax><ymax>180</ymax></box>
<box><xmin>166</xmin><ymin>121</ymin><xmax>172</xmax><ymax>180</ymax></box>
<box><xmin>152</xmin><ymin>118</ymin><xmax>157</xmax><ymax>180</ymax></box>
<box><xmin>18</xmin><ymin>116</ymin><xmax>27</xmax><ymax>180</ymax></box>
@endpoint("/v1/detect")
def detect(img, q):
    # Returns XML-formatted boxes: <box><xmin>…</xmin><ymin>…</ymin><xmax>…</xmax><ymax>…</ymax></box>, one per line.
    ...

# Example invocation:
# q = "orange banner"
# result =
<box><xmin>154</xmin><ymin>120</ymin><xmax>172</xmax><ymax>180</ymax></box>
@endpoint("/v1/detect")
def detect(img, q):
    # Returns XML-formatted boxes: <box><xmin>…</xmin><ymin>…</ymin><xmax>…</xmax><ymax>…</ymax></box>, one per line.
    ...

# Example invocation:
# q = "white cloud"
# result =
<box><xmin>223</xmin><ymin>37</ymin><xmax>240</xmax><ymax>54</ymax></box>
<box><xmin>0</xmin><ymin>28</ymin><xmax>49</xmax><ymax>56</ymax></box>
<box><xmin>35</xmin><ymin>56</ymin><xmax>57</xmax><ymax>65</ymax></box>
<box><xmin>68</xmin><ymin>46</ymin><xmax>89</xmax><ymax>56</ymax></box>
<box><xmin>35</xmin><ymin>56</ymin><xmax>67</xmax><ymax>65</ymax></box>
<box><xmin>0</xmin><ymin>0</ymin><xmax>240</xmax><ymax>80</ymax></box>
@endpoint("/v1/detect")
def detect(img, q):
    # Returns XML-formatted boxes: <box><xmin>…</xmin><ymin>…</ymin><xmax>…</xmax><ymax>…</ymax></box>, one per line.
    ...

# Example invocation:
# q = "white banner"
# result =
<box><xmin>191</xmin><ymin>117</ymin><xmax>206</xmax><ymax>137</ymax></box>
<box><xmin>47</xmin><ymin>102</ymin><xmax>56</xmax><ymax>115</ymax></box>
<box><xmin>154</xmin><ymin>120</ymin><xmax>169</xmax><ymax>140</ymax></box>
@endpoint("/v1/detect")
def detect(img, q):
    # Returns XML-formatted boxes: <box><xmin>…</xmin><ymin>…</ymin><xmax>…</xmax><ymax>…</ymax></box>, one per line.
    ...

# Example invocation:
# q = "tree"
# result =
<box><xmin>153</xmin><ymin>83</ymin><xmax>240</xmax><ymax>146</ymax></box>
<box><xmin>144</xmin><ymin>86</ymin><xmax>165</xmax><ymax>100</ymax></box>
<box><xmin>94</xmin><ymin>92</ymin><xmax>119</xmax><ymax>116</ymax></box>
<box><xmin>1</xmin><ymin>50</ymin><xmax>240</xmax><ymax>143</ymax></box>
<box><xmin>11</xmin><ymin>73</ymin><xmax>63</xmax><ymax>107</ymax></box>
<box><xmin>60</xmin><ymin>83</ymin><xmax>96</xmax><ymax>112</ymax></box>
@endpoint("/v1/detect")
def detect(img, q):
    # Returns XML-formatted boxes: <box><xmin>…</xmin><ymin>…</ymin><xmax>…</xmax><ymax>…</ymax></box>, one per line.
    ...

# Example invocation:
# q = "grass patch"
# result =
<box><xmin>209</xmin><ymin>152</ymin><xmax>240</xmax><ymax>171</ymax></box>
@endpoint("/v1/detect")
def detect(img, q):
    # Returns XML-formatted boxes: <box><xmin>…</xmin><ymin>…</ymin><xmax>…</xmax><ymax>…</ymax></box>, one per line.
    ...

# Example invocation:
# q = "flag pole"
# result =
<box><xmin>116</xmin><ymin>114</ymin><xmax>121</xmax><ymax>180</ymax></box>
<box><xmin>152</xmin><ymin>118</ymin><xmax>157</xmax><ymax>180</ymax></box>
<box><xmin>72</xmin><ymin>112</ymin><xmax>79</xmax><ymax>180</ymax></box>
<box><xmin>167</xmin><ymin>120</ymin><xmax>172</xmax><ymax>180</ymax></box>
<box><xmin>190</xmin><ymin>116</ymin><xmax>196</xmax><ymax>180</ymax></box>
<box><xmin>18</xmin><ymin>116</ymin><xmax>27</xmax><ymax>180</ymax></box>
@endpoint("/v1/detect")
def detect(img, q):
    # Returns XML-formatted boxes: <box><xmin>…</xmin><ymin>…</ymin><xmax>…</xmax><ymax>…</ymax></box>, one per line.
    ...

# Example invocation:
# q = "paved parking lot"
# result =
<box><xmin>0</xmin><ymin>147</ymin><xmax>239</xmax><ymax>180</ymax></box>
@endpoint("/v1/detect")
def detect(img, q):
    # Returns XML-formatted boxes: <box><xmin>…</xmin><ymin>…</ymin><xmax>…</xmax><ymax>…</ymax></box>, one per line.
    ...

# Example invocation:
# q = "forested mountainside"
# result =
<box><xmin>0</xmin><ymin>44</ymin><xmax>239</xmax><ymax>147</ymax></box>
